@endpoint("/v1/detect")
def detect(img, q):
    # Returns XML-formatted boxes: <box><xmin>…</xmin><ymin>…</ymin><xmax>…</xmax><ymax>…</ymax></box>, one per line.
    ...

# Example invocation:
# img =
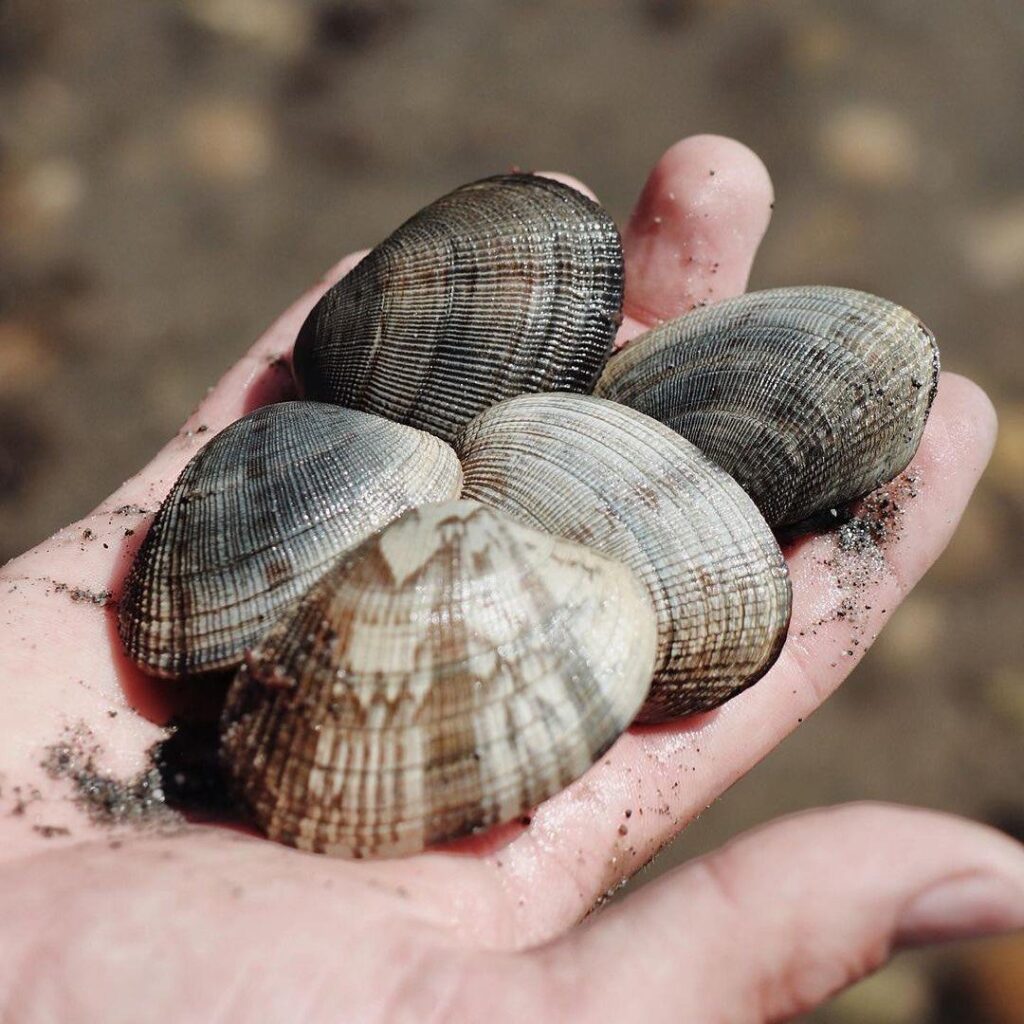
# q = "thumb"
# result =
<box><xmin>531</xmin><ymin>803</ymin><xmax>1024</xmax><ymax>1023</ymax></box>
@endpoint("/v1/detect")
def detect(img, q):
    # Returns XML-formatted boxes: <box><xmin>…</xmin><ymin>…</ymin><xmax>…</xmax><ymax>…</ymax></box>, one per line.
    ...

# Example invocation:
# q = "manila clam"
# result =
<box><xmin>118</xmin><ymin>401</ymin><xmax>462</xmax><ymax>678</ymax></box>
<box><xmin>456</xmin><ymin>393</ymin><xmax>791</xmax><ymax>721</ymax></box>
<box><xmin>596</xmin><ymin>285</ymin><xmax>940</xmax><ymax>527</ymax></box>
<box><xmin>292</xmin><ymin>174</ymin><xmax>625</xmax><ymax>443</ymax></box>
<box><xmin>116</xmin><ymin>171</ymin><xmax>943</xmax><ymax>861</ymax></box>
<box><xmin>220</xmin><ymin>500</ymin><xmax>657</xmax><ymax>857</ymax></box>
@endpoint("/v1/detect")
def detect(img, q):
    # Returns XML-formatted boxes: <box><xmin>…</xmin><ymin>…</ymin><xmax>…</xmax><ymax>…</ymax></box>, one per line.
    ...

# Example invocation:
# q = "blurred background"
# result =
<box><xmin>1</xmin><ymin>1</ymin><xmax>1021</xmax><ymax>1019</ymax></box>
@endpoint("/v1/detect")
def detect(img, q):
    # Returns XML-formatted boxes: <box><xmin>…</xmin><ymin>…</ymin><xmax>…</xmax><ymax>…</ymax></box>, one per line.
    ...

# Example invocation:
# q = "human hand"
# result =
<box><xmin>1</xmin><ymin>135</ymin><xmax>1020</xmax><ymax>1023</ymax></box>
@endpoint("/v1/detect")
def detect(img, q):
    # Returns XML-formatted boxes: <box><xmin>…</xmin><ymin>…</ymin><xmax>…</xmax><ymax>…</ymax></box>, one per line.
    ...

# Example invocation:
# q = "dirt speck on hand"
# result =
<box><xmin>33</xmin><ymin>823</ymin><xmax>71</xmax><ymax>838</ymax></box>
<box><xmin>49</xmin><ymin>580</ymin><xmax>113</xmax><ymax>606</ymax></box>
<box><xmin>110</xmin><ymin>504</ymin><xmax>150</xmax><ymax>517</ymax></box>
<box><xmin>41</xmin><ymin>722</ymin><xmax>183</xmax><ymax>831</ymax></box>
<box><xmin>812</xmin><ymin>474</ymin><xmax>920</xmax><ymax>632</ymax></box>
<box><xmin>6</xmin><ymin>783</ymin><xmax>42</xmax><ymax>817</ymax></box>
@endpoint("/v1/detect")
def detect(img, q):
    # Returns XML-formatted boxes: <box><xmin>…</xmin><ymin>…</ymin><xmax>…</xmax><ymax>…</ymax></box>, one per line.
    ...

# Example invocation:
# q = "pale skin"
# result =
<box><xmin>0</xmin><ymin>135</ymin><xmax>1021</xmax><ymax>1023</ymax></box>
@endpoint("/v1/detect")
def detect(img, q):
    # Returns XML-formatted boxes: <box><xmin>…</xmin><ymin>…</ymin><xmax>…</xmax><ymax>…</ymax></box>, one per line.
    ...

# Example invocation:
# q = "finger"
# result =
<box><xmin>483</xmin><ymin>373</ymin><xmax>999</xmax><ymax>944</ymax></box>
<box><xmin>531</xmin><ymin>804</ymin><xmax>1024</xmax><ymax>1022</ymax></box>
<box><xmin>618</xmin><ymin>134</ymin><xmax>774</xmax><ymax>345</ymax></box>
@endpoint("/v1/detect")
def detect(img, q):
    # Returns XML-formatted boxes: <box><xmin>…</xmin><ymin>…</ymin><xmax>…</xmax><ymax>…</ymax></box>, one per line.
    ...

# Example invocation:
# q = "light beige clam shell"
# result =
<box><xmin>220</xmin><ymin>500</ymin><xmax>657</xmax><ymax>858</ymax></box>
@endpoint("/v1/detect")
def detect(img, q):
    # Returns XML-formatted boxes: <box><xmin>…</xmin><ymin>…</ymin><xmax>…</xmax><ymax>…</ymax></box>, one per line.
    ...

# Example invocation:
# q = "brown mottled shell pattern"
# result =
<box><xmin>118</xmin><ymin>402</ymin><xmax>462</xmax><ymax>677</ymax></box>
<box><xmin>292</xmin><ymin>173</ymin><xmax>624</xmax><ymax>442</ymax></box>
<box><xmin>116</xmin><ymin>173</ymin><xmax>944</xmax><ymax>860</ymax></box>
<box><xmin>596</xmin><ymin>285</ymin><xmax>939</xmax><ymax>527</ymax></box>
<box><xmin>220</xmin><ymin>501</ymin><xmax>657</xmax><ymax>858</ymax></box>
<box><xmin>456</xmin><ymin>394</ymin><xmax>791</xmax><ymax>721</ymax></box>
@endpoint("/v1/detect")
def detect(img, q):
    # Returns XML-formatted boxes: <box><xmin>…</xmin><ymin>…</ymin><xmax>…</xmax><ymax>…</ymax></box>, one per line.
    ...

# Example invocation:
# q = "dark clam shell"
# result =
<box><xmin>118</xmin><ymin>401</ymin><xmax>462</xmax><ymax>678</ymax></box>
<box><xmin>220</xmin><ymin>500</ymin><xmax>656</xmax><ymax>858</ymax></box>
<box><xmin>292</xmin><ymin>174</ymin><xmax>624</xmax><ymax>442</ymax></box>
<box><xmin>456</xmin><ymin>394</ymin><xmax>791</xmax><ymax>720</ymax></box>
<box><xmin>595</xmin><ymin>286</ymin><xmax>940</xmax><ymax>527</ymax></box>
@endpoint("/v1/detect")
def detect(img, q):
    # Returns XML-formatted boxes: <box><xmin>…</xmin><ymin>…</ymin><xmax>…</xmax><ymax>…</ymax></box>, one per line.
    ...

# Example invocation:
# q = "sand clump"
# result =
<box><xmin>40</xmin><ymin>722</ymin><xmax>182</xmax><ymax>832</ymax></box>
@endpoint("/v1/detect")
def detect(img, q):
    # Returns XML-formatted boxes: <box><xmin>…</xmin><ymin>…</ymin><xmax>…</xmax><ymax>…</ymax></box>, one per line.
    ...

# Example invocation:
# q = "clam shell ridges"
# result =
<box><xmin>595</xmin><ymin>286</ymin><xmax>940</xmax><ymax>527</ymax></box>
<box><xmin>220</xmin><ymin>500</ymin><xmax>657</xmax><ymax>858</ymax></box>
<box><xmin>456</xmin><ymin>394</ymin><xmax>791</xmax><ymax>721</ymax></box>
<box><xmin>292</xmin><ymin>174</ymin><xmax>625</xmax><ymax>443</ymax></box>
<box><xmin>119</xmin><ymin>401</ymin><xmax>463</xmax><ymax>677</ymax></box>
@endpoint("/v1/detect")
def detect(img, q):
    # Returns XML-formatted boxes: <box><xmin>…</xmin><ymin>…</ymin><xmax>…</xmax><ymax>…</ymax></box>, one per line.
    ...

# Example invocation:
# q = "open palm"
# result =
<box><xmin>1</xmin><ymin>136</ymin><xmax>1020</xmax><ymax>1024</ymax></box>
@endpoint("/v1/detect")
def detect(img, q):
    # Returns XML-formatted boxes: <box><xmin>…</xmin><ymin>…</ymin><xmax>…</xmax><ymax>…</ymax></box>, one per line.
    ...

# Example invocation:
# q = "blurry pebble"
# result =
<box><xmin>960</xmin><ymin>932</ymin><xmax>1024</xmax><ymax>1024</ymax></box>
<box><xmin>0</xmin><ymin>322</ymin><xmax>56</xmax><ymax>397</ymax></box>
<box><xmin>184</xmin><ymin>0</ymin><xmax>310</xmax><ymax>58</ymax></box>
<box><xmin>641</xmin><ymin>0</ymin><xmax>701</xmax><ymax>29</ymax></box>
<box><xmin>961</xmin><ymin>198</ymin><xmax>1024</xmax><ymax>289</ymax></box>
<box><xmin>0</xmin><ymin>2</ymin><xmax>61</xmax><ymax>73</ymax></box>
<box><xmin>314</xmin><ymin>0</ymin><xmax>409</xmax><ymax>49</ymax></box>
<box><xmin>10</xmin><ymin>158</ymin><xmax>84</xmax><ymax>229</ymax></box>
<box><xmin>984</xmin><ymin>666</ymin><xmax>1024</xmax><ymax>734</ymax></box>
<box><xmin>789</xmin><ymin>16</ymin><xmax>851</xmax><ymax>72</ymax></box>
<box><xmin>178</xmin><ymin>100</ymin><xmax>273</xmax><ymax>182</ymax></box>
<box><xmin>826</xmin><ymin>960</ymin><xmax>931</xmax><ymax>1023</ymax></box>
<box><xmin>875</xmin><ymin>595</ymin><xmax>942</xmax><ymax>673</ymax></box>
<box><xmin>987</xmin><ymin>402</ymin><xmax>1024</xmax><ymax>499</ymax></box>
<box><xmin>819</xmin><ymin>105</ymin><xmax>919</xmax><ymax>188</ymax></box>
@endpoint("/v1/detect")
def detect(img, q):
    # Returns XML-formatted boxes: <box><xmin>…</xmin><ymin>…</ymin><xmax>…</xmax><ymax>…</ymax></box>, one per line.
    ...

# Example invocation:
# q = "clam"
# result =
<box><xmin>220</xmin><ymin>500</ymin><xmax>657</xmax><ymax>858</ymax></box>
<box><xmin>292</xmin><ymin>173</ymin><xmax>624</xmax><ymax>442</ymax></box>
<box><xmin>118</xmin><ymin>401</ymin><xmax>462</xmax><ymax>678</ymax></box>
<box><xmin>595</xmin><ymin>286</ymin><xmax>940</xmax><ymax>527</ymax></box>
<box><xmin>118</xmin><ymin>165</ymin><xmax>941</xmax><ymax>859</ymax></box>
<box><xmin>456</xmin><ymin>394</ymin><xmax>791</xmax><ymax>721</ymax></box>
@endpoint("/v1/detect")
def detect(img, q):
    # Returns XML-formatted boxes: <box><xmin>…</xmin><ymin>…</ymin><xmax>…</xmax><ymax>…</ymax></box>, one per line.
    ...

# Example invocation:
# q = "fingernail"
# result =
<box><xmin>896</xmin><ymin>873</ymin><xmax>1024</xmax><ymax>948</ymax></box>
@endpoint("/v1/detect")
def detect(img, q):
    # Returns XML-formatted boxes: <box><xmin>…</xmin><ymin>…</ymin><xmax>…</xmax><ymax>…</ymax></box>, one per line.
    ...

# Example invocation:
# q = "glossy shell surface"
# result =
<box><xmin>457</xmin><ymin>394</ymin><xmax>791</xmax><ymax>720</ymax></box>
<box><xmin>595</xmin><ymin>286</ymin><xmax>939</xmax><ymax>527</ymax></box>
<box><xmin>293</xmin><ymin>174</ymin><xmax>624</xmax><ymax>442</ymax></box>
<box><xmin>119</xmin><ymin>401</ymin><xmax>462</xmax><ymax>678</ymax></box>
<box><xmin>220</xmin><ymin>500</ymin><xmax>657</xmax><ymax>858</ymax></box>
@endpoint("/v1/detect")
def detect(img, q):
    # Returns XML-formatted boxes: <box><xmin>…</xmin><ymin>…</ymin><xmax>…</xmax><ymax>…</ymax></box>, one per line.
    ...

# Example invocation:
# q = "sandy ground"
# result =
<box><xmin>1</xmin><ymin>2</ymin><xmax>1022</xmax><ymax>1020</ymax></box>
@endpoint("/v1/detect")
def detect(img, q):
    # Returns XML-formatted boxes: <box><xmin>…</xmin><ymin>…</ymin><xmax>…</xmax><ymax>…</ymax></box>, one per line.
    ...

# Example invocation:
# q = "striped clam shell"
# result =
<box><xmin>118</xmin><ymin>401</ymin><xmax>462</xmax><ymax>678</ymax></box>
<box><xmin>595</xmin><ymin>286</ymin><xmax>940</xmax><ymax>527</ymax></box>
<box><xmin>456</xmin><ymin>394</ymin><xmax>791</xmax><ymax>721</ymax></box>
<box><xmin>292</xmin><ymin>174</ymin><xmax>624</xmax><ymax>443</ymax></box>
<box><xmin>220</xmin><ymin>500</ymin><xmax>657</xmax><ymax>858</ymax></box>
